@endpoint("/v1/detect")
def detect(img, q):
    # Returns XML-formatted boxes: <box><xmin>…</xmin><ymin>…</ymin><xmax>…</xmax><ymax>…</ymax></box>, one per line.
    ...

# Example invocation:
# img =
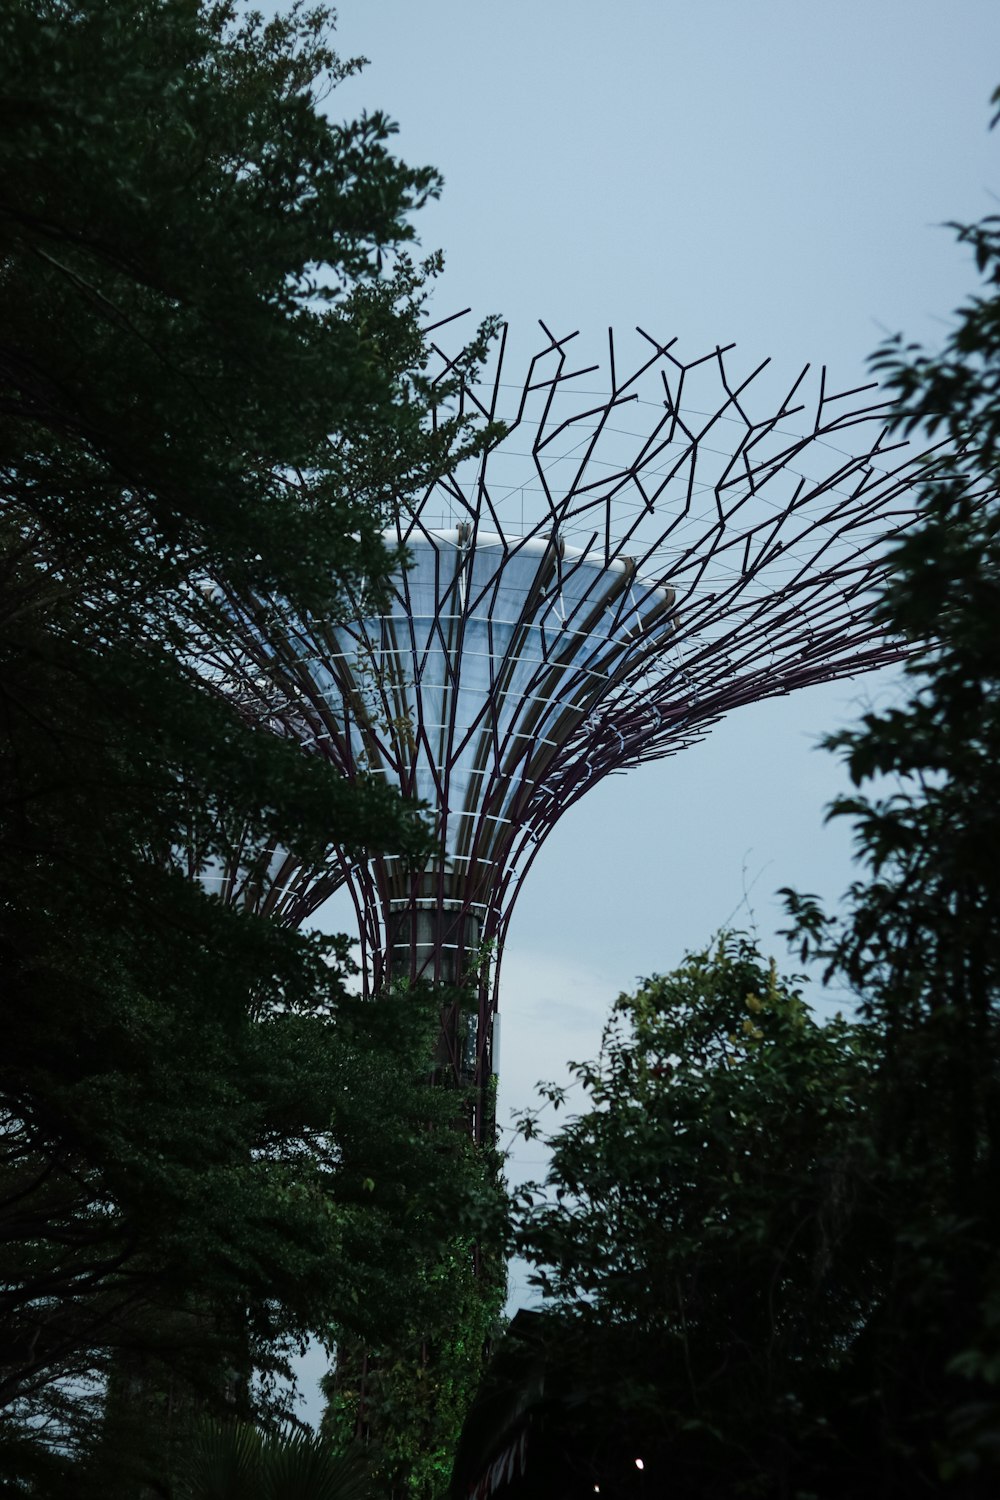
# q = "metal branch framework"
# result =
<box><xmin>212</xmin><ymin>321</ymin><xmax>936</xmax><ymax>1139</ymax></box>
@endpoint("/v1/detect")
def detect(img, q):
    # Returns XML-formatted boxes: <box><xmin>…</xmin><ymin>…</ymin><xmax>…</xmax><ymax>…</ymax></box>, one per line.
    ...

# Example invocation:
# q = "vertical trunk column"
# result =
<box><xmin>387</xmin><ymin>901</ymin><xmax>481</xmax><ymax>986</ymax></box>
<box><xmin>386</xmin><ymin>901</ymin><xmax>486</xmax><ymax>1086</ymax></box>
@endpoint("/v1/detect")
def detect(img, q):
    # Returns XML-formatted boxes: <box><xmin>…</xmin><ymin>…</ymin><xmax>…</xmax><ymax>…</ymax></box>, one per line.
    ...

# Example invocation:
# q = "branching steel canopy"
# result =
<box><xmin>213</xmin><ymin>322</ymin><xmax>936</xmax><ymax>1136</ymax></box>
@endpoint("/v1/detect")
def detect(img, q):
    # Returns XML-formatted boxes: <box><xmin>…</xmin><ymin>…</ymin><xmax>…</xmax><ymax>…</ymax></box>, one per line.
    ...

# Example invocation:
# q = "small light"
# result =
<box><xmin>635</xmin><ymin>1458</ymin><xmax>645</xmax><ymax>1471</ymax></box>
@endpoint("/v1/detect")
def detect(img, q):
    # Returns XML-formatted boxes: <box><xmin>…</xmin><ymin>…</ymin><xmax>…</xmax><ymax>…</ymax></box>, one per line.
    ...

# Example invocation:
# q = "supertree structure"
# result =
<box><xmin>212</xmin><ymin>320</ymin><xmax>931</xmax><ymax>1140</ymax></box>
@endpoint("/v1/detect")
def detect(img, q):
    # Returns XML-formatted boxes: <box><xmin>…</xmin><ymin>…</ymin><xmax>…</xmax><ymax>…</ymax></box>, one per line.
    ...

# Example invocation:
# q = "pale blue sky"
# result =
<box><xmin>332</xmin><ymin>0</ymin><xmax>999</xmax><ymax>372</ymax></box>
<box><xmin>303</xmin><ymin>0</ymin><xmax>1000</xmax><ymax>1371</ymax></box>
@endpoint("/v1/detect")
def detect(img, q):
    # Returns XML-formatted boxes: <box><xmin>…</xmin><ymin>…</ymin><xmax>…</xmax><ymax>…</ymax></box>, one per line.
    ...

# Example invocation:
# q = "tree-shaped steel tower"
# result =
<box><xmin>215</xmin><ymin>321</ymin><xmax>930</xmax><ymax>1139</ymax></box>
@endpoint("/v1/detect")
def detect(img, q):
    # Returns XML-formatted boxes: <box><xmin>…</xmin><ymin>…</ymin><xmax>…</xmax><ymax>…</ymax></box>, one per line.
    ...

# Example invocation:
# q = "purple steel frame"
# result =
<box><xmin>215</xmin><ymin>321</ymin><xmax>930</xmax><ymax>1139</ymax></box>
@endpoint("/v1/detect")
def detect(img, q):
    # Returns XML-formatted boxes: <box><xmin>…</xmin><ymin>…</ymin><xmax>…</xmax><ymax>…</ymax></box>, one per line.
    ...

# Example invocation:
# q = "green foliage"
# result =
<box><xmin>0</xmin><ymin>1</ymin><xmax>497</xmax><ymax>1491</ymax></box>
<box><xmin>324</xmin><ymin>1130</ymin><xmax>508</xmax><ymax>1500</ymax></box>
<box><xmin>0</xmin><ymin>0</ymin><xmax>492</xmax><ymax>619</ymax></box>
<box><xmin>775</xmin><ymin>210</ymin><xmax>1000</xmax><ymax>1493</ymax></box>
<box><xmin>512</xmin><ymin>935</ymin><xmax>881</xmax><ymax>1495</ymax></box>
<box><xmin>517</xmin><ymin>934</ymin><xmax>873</xmax><ymax>1336</ymax></box>
<box><xmin>180</xmin><ymin>1421</ymin><xmax>370</xmax><ymax>1500</ymax></box>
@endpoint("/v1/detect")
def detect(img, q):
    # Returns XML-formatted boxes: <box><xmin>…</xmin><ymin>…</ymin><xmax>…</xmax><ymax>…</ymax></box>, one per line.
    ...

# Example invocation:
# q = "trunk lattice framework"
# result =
<box><xmin>214</xmin><ymin>321</ymin><xmax>934</xmax><ymax>1139</ymax></box>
